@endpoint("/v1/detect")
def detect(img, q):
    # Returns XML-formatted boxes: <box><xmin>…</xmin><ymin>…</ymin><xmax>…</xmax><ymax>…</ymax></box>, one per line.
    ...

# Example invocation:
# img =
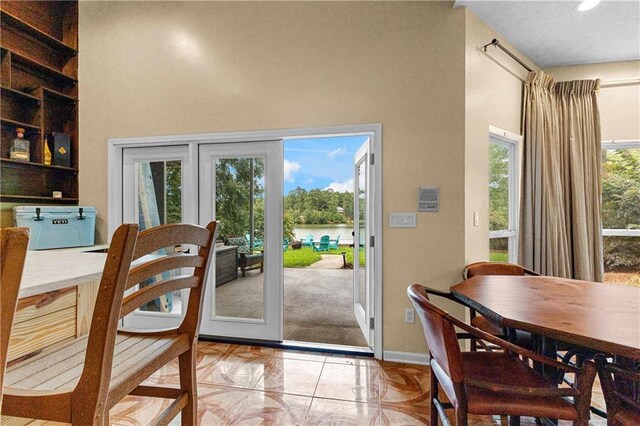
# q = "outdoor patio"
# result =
<box><xmin>215</xmin><ymin>264</ymin><xmax>368</xmax><ymax>347</ymax></box>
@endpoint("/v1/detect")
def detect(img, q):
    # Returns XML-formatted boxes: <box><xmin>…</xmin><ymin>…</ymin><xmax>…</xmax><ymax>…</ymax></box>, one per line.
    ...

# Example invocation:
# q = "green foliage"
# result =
<box><xmin>283</xmin><ymin>210</ymin><xmax>296</xmax><ymax>241</ymax></box>
<box><xmin>165</xmin><ymin>161</ymin><xmax>182</xmax><ymax>224</ymax></box>
<box><xmin>489</xmin><ymin>251</ymin><xmax>508</xmax><ymax>262</ymax></box>
<box><xmin>282</xmin><ymin>246</ymin><xmax>365</xmax><ymax>268</ymax></box>
<box><xmin>602</xmin><ymin>148</ymin><xmax>640</xmax><ymax>269</ymax></box>
<box><xmin>283</xmin><ymin>247</ymin><xmax>322</xmax><ymax>267</ymax></box>
<box><xmin>343</xmin><ymin>247</ymin><xmax>365</xmax><ymax>266</ymax></box>
<box><xmin>285</xmin><ymin>187</ymin><xmax>353</xmax><ymax>225</ymax></box>
<box><xmin>215</xmin><ymin>158</ymin><xmax>264</xmax><ymax>241</ymax></box>
<box><xmin>489</xmin><ymin>143</ymin><xmax>509</xmax><ymax>231</ymax></box>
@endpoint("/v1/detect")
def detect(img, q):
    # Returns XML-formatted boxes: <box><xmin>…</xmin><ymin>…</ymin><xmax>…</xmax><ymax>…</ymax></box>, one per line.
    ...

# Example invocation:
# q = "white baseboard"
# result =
<box><xmin>382</xmin><ymin>350</ymin><xmax>430</xmax><ymax>365</ymax></box>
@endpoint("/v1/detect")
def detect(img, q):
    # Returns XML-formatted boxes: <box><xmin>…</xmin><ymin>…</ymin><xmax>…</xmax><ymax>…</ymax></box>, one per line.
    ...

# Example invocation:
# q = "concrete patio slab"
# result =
<box><xmin>214</xmin><ymin>267</ymin><xmax>367</xmax><ymax>347</ymax></box>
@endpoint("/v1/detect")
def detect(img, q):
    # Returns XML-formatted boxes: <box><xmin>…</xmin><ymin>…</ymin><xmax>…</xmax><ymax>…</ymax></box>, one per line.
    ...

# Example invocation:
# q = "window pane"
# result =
<box><xmin>489</xmin><ymin>143</ymin><xmax>510</xmax><ymax>232</ymax></box>
<box><xmin>489</xmin><ymin>237</ymin><xmax>509</xmax><ymax>262</ymax></box>
<box><xmin>602</xmin><ymin>147</ymin><xmax>640</xmax><ymax>286</ymax></box>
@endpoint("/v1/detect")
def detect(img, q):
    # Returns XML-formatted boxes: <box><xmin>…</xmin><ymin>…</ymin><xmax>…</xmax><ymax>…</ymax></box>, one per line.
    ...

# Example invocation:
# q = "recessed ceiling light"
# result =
<box><xmin>577</xmin><ymin>0</ymin><xmax>600</xmax><ymax>12</ymax></box>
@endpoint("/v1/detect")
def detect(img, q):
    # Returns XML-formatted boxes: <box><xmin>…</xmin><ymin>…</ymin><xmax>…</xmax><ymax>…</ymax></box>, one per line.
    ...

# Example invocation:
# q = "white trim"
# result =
<box><xmin>107</xmin><ymin>123</ymin><xmax>384</xmax><ymax>359</ymax></box>
<box><xmin>603</xmin><ymin>229</ymin><xmax>640</xmax><ymax>237</ymax></box>
<box><xmin>489</xmin><ymin>125</ymin><xmax>523</xmax><ymax>144</ymax></box>
<box><xmin>489</xmin><ymin>230</ymin><xmax>516</xmax><ymax>238</ymax></box>
<box><xmin>383</xmin><ymin>350</ymin><xmax>430</xmax><ymax>366</ymax></box>
<box><xmin>602</xmin><ymin>140</ymin><xmax>640</xmax><ymax>150</ymax></box>
<box><xmin>108</xmin><ymin>124</ymin><xmax>381</xmax><ymax>146</ymax></box>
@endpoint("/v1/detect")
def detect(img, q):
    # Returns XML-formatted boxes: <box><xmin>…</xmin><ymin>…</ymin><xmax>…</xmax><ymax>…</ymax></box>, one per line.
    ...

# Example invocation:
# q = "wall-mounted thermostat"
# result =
<box><xmin>418</xmin><ymin>187</ymin><xmax>439</xmax><ymax>212</ymax></box>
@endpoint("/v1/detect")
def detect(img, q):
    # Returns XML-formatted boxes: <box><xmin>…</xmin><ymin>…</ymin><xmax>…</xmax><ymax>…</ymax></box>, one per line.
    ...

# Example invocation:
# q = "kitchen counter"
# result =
<box><xmin>20</xmin><ymin>250</ymin><xmax>108</xmax><ymax>298</ymax></box>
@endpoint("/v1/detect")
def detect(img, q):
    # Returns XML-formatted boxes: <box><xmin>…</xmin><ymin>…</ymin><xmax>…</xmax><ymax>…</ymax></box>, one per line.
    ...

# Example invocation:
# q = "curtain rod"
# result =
<box><xmin>483</xmin><ymin>38</ymin><xmax>533</xmax><ymax>73</ymax></box>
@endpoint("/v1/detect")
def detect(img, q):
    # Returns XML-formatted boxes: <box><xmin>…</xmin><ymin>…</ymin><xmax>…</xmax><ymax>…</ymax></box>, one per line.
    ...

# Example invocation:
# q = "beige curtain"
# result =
<box><xmin>520</xmin><ymin>71</ymin><xmax>603</xmax><ymax>282</ymax></box>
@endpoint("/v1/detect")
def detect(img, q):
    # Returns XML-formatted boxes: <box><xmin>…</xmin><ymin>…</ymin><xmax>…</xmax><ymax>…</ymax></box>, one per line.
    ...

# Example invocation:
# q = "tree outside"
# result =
<box><xmin>602</xmin><ymin>147</ymin><xmax>640</xmax><ymax>286</ymax></box>
<box><xmin>489</xmin><ymin>143</ymin><xmax>510</xmax><ymax>259</ymax></box>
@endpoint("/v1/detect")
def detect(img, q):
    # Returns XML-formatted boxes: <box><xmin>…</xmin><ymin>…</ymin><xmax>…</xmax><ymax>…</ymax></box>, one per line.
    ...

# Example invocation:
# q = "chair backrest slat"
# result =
<box><xmin>408</xmin><ymin>284</ymin><xmax>464</xmax><ymax>382</ymax></box>
<box><xmin>120</xmin><ymin>275</ymin><xmax>199</xmax><ymax>318</ymax></box>
<box><xmin>463</xmin><ymin>261</ymin><xmax>539</xmax><ymax>280</ymax></box>
<box><xmin>1</xmin><ymin>227</ymin><xmax>30</xmax><ymax>406</ymax></box>
<box><xmin>127</xmin><ymin>254</ymin><xmax>205</xmax><ymax>290</ymax></box>
<box><xmin>132</xmin><ymin>224</ymin><xmax>212</xmax><ymax>261</ymax></box>
<box><xmin>125</xmin><ymin>222</ymin><xmax>218</xmax><ymax>340</ymax></box>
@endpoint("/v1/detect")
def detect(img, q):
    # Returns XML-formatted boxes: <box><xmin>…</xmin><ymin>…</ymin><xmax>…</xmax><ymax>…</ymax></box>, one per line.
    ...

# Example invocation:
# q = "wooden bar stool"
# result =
<box><xmin>1</xmin><ymin>227</ymin><xmax>30</xmax><ymax>407</ymax></box>
<box><xmin>2</xmin><ymin>221</ymin><xmax>218</xmax><ymax>425</ymax></box>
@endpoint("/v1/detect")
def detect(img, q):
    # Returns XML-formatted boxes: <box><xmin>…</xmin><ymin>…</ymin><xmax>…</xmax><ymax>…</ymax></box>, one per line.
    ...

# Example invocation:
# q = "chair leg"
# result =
<box><xmin>454</xmin><ymin>407</ymin><xmax>467</xmax><ymax>426</ymax></box>
<box><xmin>509</xmin><ymin>416</ymin><xmax>521</xmax><ymax>426</ymax></box>
<box><xmin>178</xmin><ymin>346</ymin><xmax>198</xmax><ymax>424</ymax></box>
<box><xmin>430</xmin><ymin>368</ymin><xmax>439</xmax><ymax>426</ymax></box>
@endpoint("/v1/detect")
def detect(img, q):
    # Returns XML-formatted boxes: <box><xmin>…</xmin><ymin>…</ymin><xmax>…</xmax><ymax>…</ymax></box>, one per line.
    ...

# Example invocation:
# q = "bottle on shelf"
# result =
<box><xmin>9</xmin><ymin>128</ymin><xmax>30</xmax><ymax>162</ymax></box>
<box><xmin>44</xmin><ymin>137</ymin><xmax>52</xmax><ymax>165</ymax></box>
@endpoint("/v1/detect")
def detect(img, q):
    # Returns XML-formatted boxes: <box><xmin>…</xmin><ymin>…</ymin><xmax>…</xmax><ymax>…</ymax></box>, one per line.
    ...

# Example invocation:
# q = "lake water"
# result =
<box><xmin>294</xmin><ymin>224</ymin><xmax>354</xmax><ymax>245</ymax></box>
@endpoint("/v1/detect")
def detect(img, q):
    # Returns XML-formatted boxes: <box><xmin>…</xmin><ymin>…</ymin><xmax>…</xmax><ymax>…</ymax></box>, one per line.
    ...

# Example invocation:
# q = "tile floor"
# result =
<box><xmin>108</xmin><ymin>342</ymin><xmax>607</xmax><ymax>425</ymax></box>
<box><xmin>4</xmin><ymin>341</ymin><xmax>608</xmax><ymax>425</ymax></box>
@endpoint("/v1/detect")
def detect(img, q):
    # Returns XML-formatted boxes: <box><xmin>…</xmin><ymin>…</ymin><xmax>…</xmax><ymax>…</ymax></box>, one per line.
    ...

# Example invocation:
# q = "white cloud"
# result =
<box><xmin>325</xmin><ymin>178</ymin><xmax>354</xmax><ymax>193</ymax></box>
<box><xmin>284</xmin><ymin>159</ymin><xmax>301</xmax><ymax>182</ymax></box>
<box><xmin>327</xmin><ymin>147</ymin><xmax>347</xmax><ymax>160</ymax></box>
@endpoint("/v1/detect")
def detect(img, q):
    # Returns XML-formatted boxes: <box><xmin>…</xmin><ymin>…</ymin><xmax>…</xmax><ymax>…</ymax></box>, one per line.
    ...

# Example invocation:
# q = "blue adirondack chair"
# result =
<box><xmin>313</xmin><ymin>235</ymin><xmax>330</xmax><ymax>252</ymax></box>
<box><xmin>301</xmin><ymin>233</ymin><xmax>314</xmax><ymax>247</ymax></box>
<box><xmin>245</xmin><ymin>233</ymin><xmax>263</xmax><ymax>249</ymax></box>
<box><xmin>328</xmin><ymin>234</ymin><xmax>340</xmax><ymax>250</ymax></box>
<box><xmin>283</xmin><ymin>238</ymin><xmax>290</xmax><ymax>251</ymax></box>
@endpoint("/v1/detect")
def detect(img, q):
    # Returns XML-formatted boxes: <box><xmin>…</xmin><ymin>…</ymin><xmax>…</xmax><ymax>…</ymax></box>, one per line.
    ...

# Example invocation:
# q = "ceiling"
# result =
<box><xmin>454</xmin><ymin>0</ymin><xmax>640</xmax><ymax>68</ymax></box>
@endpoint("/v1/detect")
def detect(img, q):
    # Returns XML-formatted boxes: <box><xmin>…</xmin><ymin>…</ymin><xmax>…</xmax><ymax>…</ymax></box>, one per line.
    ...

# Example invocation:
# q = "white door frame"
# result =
<box><xmin>108</xmin><ymin>123</ymin><xmax>384</xmax><ymax>359</ymax></box>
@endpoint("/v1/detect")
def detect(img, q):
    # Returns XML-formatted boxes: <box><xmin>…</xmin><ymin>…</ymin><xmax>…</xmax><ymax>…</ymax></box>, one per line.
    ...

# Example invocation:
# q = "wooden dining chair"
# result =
<box><xmin>408</xmin><ymin>284</ymin><xmax>597</xmax><ymax>426</ymax></box>
<box><xmin>0</xmin><ymin>227</ymin><xmax>30</xmax><ymax>408</ymax></box>
<box><xmin>3</xmin><ymin>221</ymin><xmax>218</xmax><ymax>425</ymax></box>
<box><xmin>595</xmin><ymin>355</ymin><xmax>640</xmax><ymax>425</ymax></box>
<box><xmin>463</xmin><ymin>261</ymin><xmax>539</xmax><ymax>350</ymax></box>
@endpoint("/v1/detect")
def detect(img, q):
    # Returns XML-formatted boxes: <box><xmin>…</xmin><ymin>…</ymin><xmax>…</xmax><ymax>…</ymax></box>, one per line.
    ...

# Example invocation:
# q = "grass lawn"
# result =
<box><xmin>283</xmin><ymin>247</ymin><xmax>321</xmax><ymax>268</ymax></box>
<box><xmin>283</xmin><ymin>246</ymin><xmax>366</xmax><ymax>268</ymax></box>
<box><xmin>489</xmin><ymin>250</ymin><xmax>508</xmax><ymax>262</ymax></box>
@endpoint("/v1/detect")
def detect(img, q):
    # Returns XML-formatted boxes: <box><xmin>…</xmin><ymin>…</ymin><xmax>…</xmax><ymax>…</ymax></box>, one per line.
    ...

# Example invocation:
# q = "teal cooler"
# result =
<box><xmin>13</xmin><ymin>206</ymin><xmax>97</xmax><ymax>250</ymax></box>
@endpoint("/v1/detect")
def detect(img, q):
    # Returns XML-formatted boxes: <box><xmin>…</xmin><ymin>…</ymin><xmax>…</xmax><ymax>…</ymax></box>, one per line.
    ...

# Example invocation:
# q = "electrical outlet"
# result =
<box><xmin>473</xmin><ymin>211</ymin><xmax>480</xmax><ymax>227</ymax></box>
<box><xmin>405</xmin><ymin>308</ymin><xmax>415</xmax><ymax>324</ymax></box>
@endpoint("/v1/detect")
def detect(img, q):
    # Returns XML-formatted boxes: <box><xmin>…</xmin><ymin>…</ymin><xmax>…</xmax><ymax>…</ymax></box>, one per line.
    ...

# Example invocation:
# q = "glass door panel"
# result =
<box><xmin>213</xmin><ymin>157</ymin><xmax>265</xmax><ymax>321</ymax></box>
<box><xmin>121</xmin><ymin>145</ymin><xmax>195</xmax><ymax>329</ymax></box>
<box><xmin>353</xmin><ymin>140</ymin><xmax>373</xmax><ymax>347</ymax></box>
<box><xmin>199</xmin><ymin>141</ymin><xmax>283</xmax><ymax>341</ymax></box>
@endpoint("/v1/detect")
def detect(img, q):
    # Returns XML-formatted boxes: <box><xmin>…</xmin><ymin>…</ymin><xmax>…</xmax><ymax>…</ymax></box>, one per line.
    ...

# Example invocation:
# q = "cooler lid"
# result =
<box><xmin>13</xmin><ymin>206</ymin><xmax>97</xmax><ymax>214</ymax></box>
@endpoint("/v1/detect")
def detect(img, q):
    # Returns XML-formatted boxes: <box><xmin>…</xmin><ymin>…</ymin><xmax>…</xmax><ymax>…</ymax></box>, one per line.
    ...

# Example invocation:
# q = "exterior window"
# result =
<box><xmin>489</xmin><ymin>132</ymin><xmax>519</xmax><ymax>263</ymax></box>
<box><xmin>601</xmin><ymin>141</ymin><xmax>640</xmax><ymax>286</ymax></box>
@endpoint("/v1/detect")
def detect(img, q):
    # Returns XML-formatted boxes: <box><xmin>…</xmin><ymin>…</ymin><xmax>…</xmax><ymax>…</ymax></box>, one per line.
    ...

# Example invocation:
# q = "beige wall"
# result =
<box><xmin>79</xmin><ymin>1</ymin><xmax>467</xmax><ymax>353</ymax></box>
<box><xmin>463</xmin><ymin>10</ymin><xmax>537</xmax><ymax>265</ymax></box>
<box><xmin>545</xmin><ymin>61</ymin><xmax>640</xmax><ymax>141</ymax></box>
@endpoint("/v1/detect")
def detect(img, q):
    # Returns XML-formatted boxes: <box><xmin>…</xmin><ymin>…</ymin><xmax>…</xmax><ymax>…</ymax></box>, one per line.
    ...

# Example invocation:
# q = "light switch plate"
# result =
<box><xmin>389</xmin><ymin>212</ymin><xmax>416</xmax><ymax>228</ymax></box>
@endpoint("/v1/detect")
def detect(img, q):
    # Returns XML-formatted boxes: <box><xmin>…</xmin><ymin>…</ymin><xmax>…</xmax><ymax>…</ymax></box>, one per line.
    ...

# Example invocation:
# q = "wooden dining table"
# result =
<box><xmin>450</xmin><ymin>275</ymin><xmax>640</xmax><ymax>360</ymax></box>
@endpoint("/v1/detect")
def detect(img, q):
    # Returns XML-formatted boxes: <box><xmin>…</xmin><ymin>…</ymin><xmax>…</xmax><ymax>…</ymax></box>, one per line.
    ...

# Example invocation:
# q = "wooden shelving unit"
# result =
<box><xmin>0</xmin><ymin>1</ymin><xmax>79</xmax><ymax>204</ymax></box>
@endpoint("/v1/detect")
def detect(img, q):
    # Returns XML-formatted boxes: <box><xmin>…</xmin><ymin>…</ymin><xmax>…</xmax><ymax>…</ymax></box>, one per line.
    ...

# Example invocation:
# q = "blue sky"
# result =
<box><xmin>283</xmin><ymin>136</ymin><xmax>368</xmax><ymax>194</ymax></box>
